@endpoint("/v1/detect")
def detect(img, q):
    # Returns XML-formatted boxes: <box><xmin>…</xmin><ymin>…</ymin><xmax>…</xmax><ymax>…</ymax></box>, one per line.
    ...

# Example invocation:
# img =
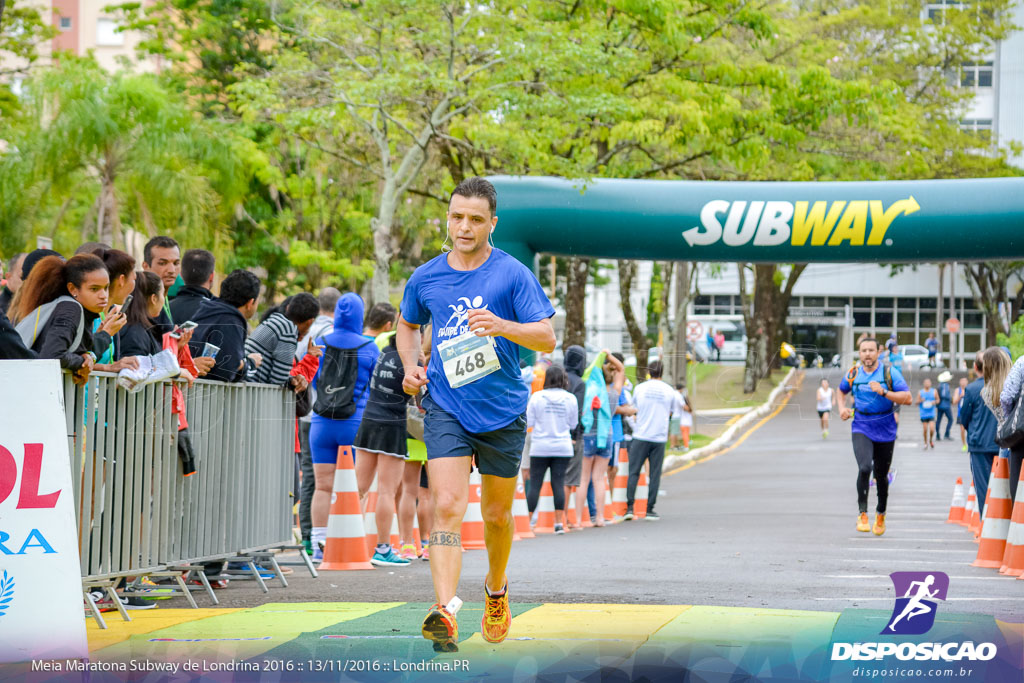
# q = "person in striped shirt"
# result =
<box><xmin>246</xmin><ymin>293</ymin><xmax>319</xmax><ymax>387</ymax></box>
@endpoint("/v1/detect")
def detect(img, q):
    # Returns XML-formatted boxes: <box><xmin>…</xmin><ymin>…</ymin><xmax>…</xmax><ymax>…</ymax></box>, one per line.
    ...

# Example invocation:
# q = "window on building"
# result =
<box><xmin>874</xmin><ymin>297</ymin><xmax>894</xmax><ymax>310</ymax></box>
<box><xmin>853</xmin><ymin>311</ymin><xmax>871</xmax><ymax>327</ymax></box>
<box><xmin>713</xmin><ymin>295</ymin><xmax>732</xmax><ymax>314</ymax></box>
<box><xmin>919</xmin><ymin>297</ymin><xmax>937</xmax><ymax>309</ymax></box>
<box><xmin>827</xmin><ymin>297</ymin><xmax>849</xmax><ymax>309</ymax></box>
<box><xmin>960</xmin><ymin>62</ymin><xmax>994</xmax><ymax>88</ymax></box>
<box><xmin>926</xmin><ymin>0</ymin><xmax>964</xmax><ymax>22</ymax></box>
<box><xmin>960</xmin><ymin>118</ymin><xmax>993</xmax><ymax>141</ymax></box>
<box><xmin>801</xmin><ymin>296</ymin><xmax>825</xmax><ymax>308</ymax></box>
<box><xmin>59</xmin><ymin>17</ymin><xmax>72</xmax><ymax>31</ymax></box>
<box><xmin>875</xmin><ymin>311</ymin><xmax>893</xmax><ymax>328</ymax></box>
<box><xmin>897</xmin><ymin>297</ymin><xmax>916</xmax><ymax>310</ymax></box>
<box><xmin>96</xmin><ymin>18</ymin><xmax>125</xmax><ymax>46</ymax></box>
<box><xmin>963</xmin><ymin>311</ymin><xmax>984</xmax><ymax>328</ymax></box>
<box><xmin>897</xmin><ymin>312</ymin><xmax>916</xmax><ymax>328</ymax></box>
<box><xmin>919</xmin><ymin>312</ymin><xmax>937</xmax><ymax>328</ymax></box>
<box><xmin>853</xmin><ymin>297</ymin><xmax>871</xmax><ymax>308</ymax></box>
<box><xmin>693</xmin><ymin>295</ymin><xmax>711</xmax><ymax>315</ymax></box>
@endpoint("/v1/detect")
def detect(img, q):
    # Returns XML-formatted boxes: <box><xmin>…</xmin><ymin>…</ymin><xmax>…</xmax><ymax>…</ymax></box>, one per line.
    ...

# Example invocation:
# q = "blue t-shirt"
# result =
<box><xmin>926</xmin><ymin>338</ymin><xmax>938</xmax><ymax>354</ymax></box>
<box><xmin>938</xmin><ymin>382</ymin><xmax>952</xmax><ymax>408</ymax></box>
<box><xmin>401</xmin><ymin>248</ymin><xmax>556</xmax><ymax>433</ymax></box>
<box><xmin>839</xmin><ymin>364</ymin><xmax>909</xmax><ymax>442</ymax></box>
<box><xmin>919</xmin><ymin>388</ymin><xmax>937</xmax><ymax>419</ymax></box>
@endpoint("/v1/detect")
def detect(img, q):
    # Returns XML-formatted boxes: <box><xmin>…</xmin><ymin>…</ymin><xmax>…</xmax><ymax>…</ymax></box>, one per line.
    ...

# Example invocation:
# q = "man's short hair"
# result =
<box><xmin>286</xmin><ymin>292</ymin><xmax>319</xmax><ymax>324</ymax></box>
<box><xmin>450</xmin><ymin>177</ymin><xmax>497</xmax><ymax>216</ymax></box>
<box><xmin>858</xmin><ymin>336</ymin><xmax>880</xmax><ymax>350</ymax></box>
<box><xmin>219</xmin><ymin>269</ymin><xmax>261</xmax><ymax>308</ymax></box>
<box><xmin>181</xmin><ymin>249</ymin><xmax>216</xmax><ymax>287</ymax></box>
<box><xmin>365</xmin><ymin>302</ymin><xmax>397</xmax><ymax>331</ymax></box>
<box><xmin>144</xmin><ymin>236</ymin><xmax>180</xmax><ymax>265</ymax></box>
<box><xmin>318</xmin><ymin>287</ymin><xmax>341</xmax><ymax>314</ymax></box>
<box><xmin>648</xmin><ymin>360</ymin><xmax>664</xmax><ymax>379</ymax></box>
<box><xmin>5</xmin><ymin>252</ymin><xmax>24</xmax><ymax>276</ymax></box>
<box><xmin>74</xmin><ymin>242</ymin><xmax>111</xmax><ymax>256</ymax></box>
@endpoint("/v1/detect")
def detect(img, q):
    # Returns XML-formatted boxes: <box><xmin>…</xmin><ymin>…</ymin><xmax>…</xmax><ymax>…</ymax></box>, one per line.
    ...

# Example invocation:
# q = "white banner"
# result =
<box><xmin>0</xmin><ymin>361</ymin><xmax>88</xmax><ymax>662</ymax></box>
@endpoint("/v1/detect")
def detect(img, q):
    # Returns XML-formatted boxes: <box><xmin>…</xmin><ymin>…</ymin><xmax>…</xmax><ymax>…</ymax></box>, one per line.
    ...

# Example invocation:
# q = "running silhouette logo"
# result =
<box><xmin>882</xmin><ymin>571</ymin><xmax>949</xmax><ymax>635</ymax></box>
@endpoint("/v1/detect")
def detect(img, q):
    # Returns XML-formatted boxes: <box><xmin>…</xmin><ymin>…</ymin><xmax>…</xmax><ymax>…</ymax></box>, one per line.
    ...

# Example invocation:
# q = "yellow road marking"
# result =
<box><xmin>665</xmin><ymin>372</ymin><xmax>803</xmax><ymax>477</ymax></box>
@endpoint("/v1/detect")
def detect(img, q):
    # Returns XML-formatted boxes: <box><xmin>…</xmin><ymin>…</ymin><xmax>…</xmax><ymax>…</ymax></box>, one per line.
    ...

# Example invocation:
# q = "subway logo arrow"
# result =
<box><xmin>682</xmin><ymin>196</ymin><xmax>920</xmax><ymax>248</ymax></box>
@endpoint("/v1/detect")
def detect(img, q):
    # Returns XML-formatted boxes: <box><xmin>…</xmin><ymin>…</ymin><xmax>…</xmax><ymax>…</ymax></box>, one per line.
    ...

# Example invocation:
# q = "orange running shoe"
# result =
<box><xmin>857</xmin><ymin>512</ymin><xmax>870</xmax><ymax>532</ymax></box>
<box><xmin>482</xmin><ymin>581</ymin><xmax>511</xmax><ymax>643</ymax></box>
<box><xmin>422</xmin><ymin>603</ymin><xmax>459</xmax><ymax>652</ymax></box>
<box><xmin>873</xmin><ymin>513</ymin><xmax>886</xmax><ymax>536</ymax></box>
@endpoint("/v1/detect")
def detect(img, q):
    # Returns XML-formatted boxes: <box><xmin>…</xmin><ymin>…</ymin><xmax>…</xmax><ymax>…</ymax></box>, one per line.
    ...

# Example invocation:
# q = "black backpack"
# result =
<box><xmin>313</xmin><ymin>339</ymin><xmax>373</xmax><ymax>420</ymax></box>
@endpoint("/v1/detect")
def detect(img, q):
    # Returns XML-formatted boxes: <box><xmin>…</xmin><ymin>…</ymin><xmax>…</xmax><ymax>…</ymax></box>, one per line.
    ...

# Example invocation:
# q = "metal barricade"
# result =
<box><xmin>64</xmin><ymin>372</ymin><xmax>295</xmax><ymax>581</ymax></box>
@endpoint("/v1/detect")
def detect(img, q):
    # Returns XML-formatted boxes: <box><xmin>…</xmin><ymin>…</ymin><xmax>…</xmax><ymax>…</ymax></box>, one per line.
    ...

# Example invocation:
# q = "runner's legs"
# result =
<box><xmin>428</xmin><ymin>455</ymin><xmax>472</xmax><ymax>605</ymax></box>
<box><xmin>480</xmin><ymin>472</ymin><xmax>517</xmax><ymax>594</ymax></box>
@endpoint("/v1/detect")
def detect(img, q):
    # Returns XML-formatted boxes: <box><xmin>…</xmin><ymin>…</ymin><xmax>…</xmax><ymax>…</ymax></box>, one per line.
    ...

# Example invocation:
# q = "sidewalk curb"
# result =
<box><xmin>663</xmin><ymin>367</ymin><xmax>800</xmax><ymax>471</ymax></box>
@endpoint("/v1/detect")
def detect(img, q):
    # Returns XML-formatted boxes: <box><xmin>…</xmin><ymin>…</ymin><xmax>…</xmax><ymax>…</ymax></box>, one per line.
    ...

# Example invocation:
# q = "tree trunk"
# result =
<box><xmin>563</xmin><ymin>257</ymin><xmax>589</xmax><ymax>349</ymax></box>
<box><xmin>619</xmin><ymin>259</ymin><xmax>651</xmax><ymax>377</ymax></box>
<box><xmin>661</xmin><ymin>261</ymin><xmax>693</xmax><ymax>386</ymax></box>
<box><xmin>97</xmin><ymin>177</ymin><xmax>121</xmax><ymax>248</ymax></box>
<box><xmin>370</xmin><ymin>180</ymin><xmax>398</xmax><ymax>305</ymax></box>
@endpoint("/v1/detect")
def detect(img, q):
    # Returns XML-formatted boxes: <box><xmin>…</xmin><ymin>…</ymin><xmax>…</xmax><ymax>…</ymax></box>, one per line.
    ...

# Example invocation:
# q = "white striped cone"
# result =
<box><xmin>1001</xmin><ymin>470</ymin><xmax>1024</xmax><ymax>576</ymax></box>
<box><xmin>321</xmin><ymin>446</ymin><xmax>373</xmax><ymax>570</ymax></box>
<box><xmin>972</xmin><ymin>456</ymin><xmax>1013</xmax><ymax>568</ymax></box>
<box><xmin>513</xmin><ymin>470</ymin><xmax>534</xmax><ymax>539</ymax></box>
<box><xmin>635</xmin><ymin>471</ymin><xmax>649</xmax><ymax>518</ymax></box>
<box><xmin>612</xmin><ymin>446</ymin><xmax>629</xmax><ymax>516</ymax></box>
<box><xmin>604</xmin><ymin>488</ymin><xmax>613</xmax><ymax>523</ymax></box>
<box><xmin>946</xmin><ymin>477</ymin><xmax>966</xmax><ymax>524</ymax></box>
<box><xmin>535</xmin><ymin>470</ymin><xmax>556</xmax><ymax>533</ymax></box>
<box><xmin>461</xmin><ymin>470</ymin><xmax>486</xmax><ymax>549</ymax></box>
<box><xmin>961</xmin><ymin>483</ymin><xmax>977</xmax><ymax>529</ymax></box>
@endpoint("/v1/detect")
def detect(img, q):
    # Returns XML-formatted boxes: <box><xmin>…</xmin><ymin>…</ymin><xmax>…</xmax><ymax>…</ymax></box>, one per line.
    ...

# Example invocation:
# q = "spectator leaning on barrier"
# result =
<box><xmin>7</xmin><ymin>248</ymin><xmax>61</xmax><ymax>319</ymax></box>
<box><xmin>246</xmin><ymin>293</ymin><xmax>318</xmax><ymax>388</ymax></box>
<box><xmin>12</xmin><ymin>254</ymin><xmax>128</xmax><ymax>385</ymax></box>
<box><xmin>188</xmin><ymin>269</ymin><xmax>263</xmax><ymax>383</ymax></box>
<box><xmin>1001</xmin><ymin>351</ymin><xmax>1024</xmax><ymax>503</ymax></box>
<box><xmin>169</xmin><ymin>249</ymin><xmax>215</xmax><ymax>324</ymax></box>
<box><xmin>142</xmin><ymin>236</ymin><xmax>181</xmax><ymax>336</ymax></box>
<box><xmin>960</xmin><ymin>350</ymin><xmax>1000</xmax><ymax>518</ymax></box>
<box><xmin>0</xmin><ymin>252</ymin><xmax>25</xmax><ymax>316</ymax></box>
<box><xmin>90</xmin><ymin>248</ymin><xmax>136</xmax><ymax>365</ymax></box>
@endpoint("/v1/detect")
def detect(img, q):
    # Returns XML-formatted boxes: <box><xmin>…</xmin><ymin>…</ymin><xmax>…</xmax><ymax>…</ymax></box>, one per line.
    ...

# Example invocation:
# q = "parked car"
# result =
<box><xmin>886</xmin><ymin>344</ymin><xmax>943</xmax><ymax>371</ymax></box>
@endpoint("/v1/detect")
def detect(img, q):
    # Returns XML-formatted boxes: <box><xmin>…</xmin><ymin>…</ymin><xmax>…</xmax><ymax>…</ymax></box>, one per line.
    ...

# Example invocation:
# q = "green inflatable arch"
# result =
<box><xmin>487</xmin><ymin>175</ymin><xmax>1024</xmax><ymax>265</ymax></box>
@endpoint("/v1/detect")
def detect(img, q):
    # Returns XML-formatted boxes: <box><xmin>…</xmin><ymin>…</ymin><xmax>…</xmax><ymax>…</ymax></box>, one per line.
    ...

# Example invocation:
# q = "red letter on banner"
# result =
<box><xmin>0</xmin><ymin>444</ymin><xmax>15</xmax><ymax>505</ymax></box>
<box><xmin>16</xmin><ymin>443</ymin><xmax>61</xmax><ymax>509</ymax></box>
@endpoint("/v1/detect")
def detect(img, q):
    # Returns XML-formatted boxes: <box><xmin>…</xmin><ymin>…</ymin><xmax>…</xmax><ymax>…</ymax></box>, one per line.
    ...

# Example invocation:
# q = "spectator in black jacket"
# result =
<box><xmin>12</xmin><ymin>255</ymin><xmax>128</xmax><ymax>384</ymax></box>
<box><xmin>0</xmin><ymin>252</ymin><xmax>25</xmax><ymax>316</ymax></box>
<box><xmin>188</xmin><ymin>269</ymin><xmax>262</xmax><ymax>383</ymax></box>
<box><xmin>562</xmin><ymin>344</ymin><xmax>587</xmax><ymax>517</ymax></box>
<box><xmin>170</xmin><ymin>249</ymin><xmax>215</xmax><ymax>324</ymax></box>
<box><xmin>0</xmin><ymin>308</ymin><xmax>34</xmax><ymax>359</ymax></box>
<box><xmin>959</xmin><ymin>351</ymin><xmax>1000</xmax><ymax>517</ymax></box>
<box><xmin>118</xmin><ymin>271</ymin><xmax>165</xmax><ymax>357</ymax></box>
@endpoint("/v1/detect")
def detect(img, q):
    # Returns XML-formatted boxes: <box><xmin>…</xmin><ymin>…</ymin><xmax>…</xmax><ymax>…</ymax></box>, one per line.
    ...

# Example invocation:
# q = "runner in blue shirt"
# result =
<box><xmin>925</xmin><ymin>332</ymin><xmax>939</xmax><ymax>367</ymax></box>
<box><xmin>838</xmin><ymin>336</ymin><xmax>912</xmax><ymax>536</ymax></box>
<box><xmin>397</xmin><ymin>177</ymin><xmax>556</xmax><ymax>653</ymax></box>
<box><xmin>917</xmin><ymin>377</ymin><xmax>937</xmax><ymax>450</ymax></box>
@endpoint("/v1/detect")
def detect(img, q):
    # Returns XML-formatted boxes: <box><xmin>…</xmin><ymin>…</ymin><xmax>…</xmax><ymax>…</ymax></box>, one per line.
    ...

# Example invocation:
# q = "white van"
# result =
<box><xmin>690</xmin><ymin>315</ymin><xmax>747</xmax><ymax>362</ymax></box>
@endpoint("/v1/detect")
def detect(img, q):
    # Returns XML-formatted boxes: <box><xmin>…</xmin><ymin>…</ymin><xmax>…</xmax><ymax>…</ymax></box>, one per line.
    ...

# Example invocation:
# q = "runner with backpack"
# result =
<box><xmin>308</xmin><ymin>292</ymin><xmax>379</xmax><ymax>561</ymax></box>
<box><xmin>838</xmin><ymin>336</ymin><xmax>912</xmax><ymax>536</ymax></box>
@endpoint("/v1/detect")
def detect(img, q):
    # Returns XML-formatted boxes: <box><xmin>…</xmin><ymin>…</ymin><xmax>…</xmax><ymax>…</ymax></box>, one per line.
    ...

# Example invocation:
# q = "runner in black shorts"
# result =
<box><xmin>837</xmin><ymin>337</ymin><xmax>911</xmax><ymax>536</ymax></box>
<box><xmin>397</xmin><ymin>177</ymin><xmax>556</xmax><ymax>652</ymax></box>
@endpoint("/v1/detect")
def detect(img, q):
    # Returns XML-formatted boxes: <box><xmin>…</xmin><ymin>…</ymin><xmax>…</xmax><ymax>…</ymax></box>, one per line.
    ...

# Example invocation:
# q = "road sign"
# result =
<box><xmin>946</xmin><ymin>318</ymin><xmax>961</xmax><ymax>334</ymax></box>
<box><xmin>687</xmin><ymin>321</ymin><xmax>704</xmax><ymax>341</ymax></box>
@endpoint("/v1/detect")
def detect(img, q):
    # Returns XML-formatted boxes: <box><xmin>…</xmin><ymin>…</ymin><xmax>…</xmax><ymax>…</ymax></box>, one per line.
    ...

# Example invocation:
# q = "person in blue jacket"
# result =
<box><xmin>959</xmin><ymin>351</ymin><xmax>1000</xmax><ymax>518</ymax></box>
<box><xmin>309</xmin><ymin>292</ymin><xmax>380</xmax><ymax>559</ymax></box>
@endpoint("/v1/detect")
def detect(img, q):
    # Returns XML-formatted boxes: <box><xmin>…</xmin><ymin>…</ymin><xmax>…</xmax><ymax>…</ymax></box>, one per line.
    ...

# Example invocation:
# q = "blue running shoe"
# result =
<box><xmin>371</xmin><ymin>548</ymin><xmax>411</xmax><ymax>567</ymax></box>
<box><xmin>312</xmin><ymin>546</ymin><xmax>323</xmax><ymax>563</ymax></box>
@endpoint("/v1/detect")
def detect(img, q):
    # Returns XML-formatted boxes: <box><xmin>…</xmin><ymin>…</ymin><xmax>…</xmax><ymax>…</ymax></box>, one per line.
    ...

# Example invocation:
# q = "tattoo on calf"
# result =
<box><xmin>429</xmin><ymin>531</ymin><xmax>462</xmax><ymax>547</ymax></box>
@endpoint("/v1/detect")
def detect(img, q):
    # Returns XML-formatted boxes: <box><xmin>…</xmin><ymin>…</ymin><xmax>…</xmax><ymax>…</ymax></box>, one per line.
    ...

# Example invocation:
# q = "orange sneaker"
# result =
<box><xmin>482</xmin><ymin>581</ymin><xmax>511</xmax><ymax>643</ymax></box>
<box><xmin>873</xmin><ymin>513</ymin><xmax>886</xmax><ymax>536</ymax></box>
<box><xmin>857</xmin><ymin>512</ymin><xmax>870</xmax><ymax>532</ymax></box>
<box><xmin>422</xmin><ymin>603</ymin><xmax>458</xmax><ymax>652</ymax></box>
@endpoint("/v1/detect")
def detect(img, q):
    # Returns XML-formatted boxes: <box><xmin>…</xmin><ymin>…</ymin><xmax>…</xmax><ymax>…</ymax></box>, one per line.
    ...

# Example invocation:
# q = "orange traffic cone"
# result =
<box><xmin>603</xmin><ymin>488</ymin><xmax>613</xmax><ymax>524</ymax></box>
<box><xmin>611</xmin><ymin>446</ymin><xmax>630</xmax><ymax>516</ymax></box>
<box><xmin>972</xmin><ymin>456</ymin><xmax>1013</xmax><ymax>569</ymax></box>
<box><xmin>565</xmin><ymin>499</ymin><xmax>578</xmax><ymax>528</ymax></box>
<box><xmin>635</xmin><ymin>470</ymin><xmax>648</xmax><ymax>518</ymax></box>
<box><xmin>962</xmin><ymin>482</ymin><xmax>977</xmax><ymax>529</ymax></box>
<box><xmin>461</xmin><ymin>470</ymin><xmax>486</xmax><ymax>549</ymax></box>
<box><xmin>947</xmin><ymin>477</ymin><xmax>966</xmax><ymax>524</ymax></box>
<box><xmin>534</xmin><ymin>471</ymin><xmax>556</xmax><ymax>534</ymax></box>
<box><xmin>320</xmin><ymin>446</ymin><xmax>373</xmax><ymax>571</ymax></box>
<box><xmin>969</xmin><ymin>485</ymin><xmax>984</xmax><ymax>538</ymax></box>
<box><xmin>1000</xmin><ymin>468</ymin><xmax>1024</xmax><ymax>576</ymax></box>
<box><xmin>513</xmin><ymin>470</ymin><xmax>534</xmax><ymax>539</ymax></box>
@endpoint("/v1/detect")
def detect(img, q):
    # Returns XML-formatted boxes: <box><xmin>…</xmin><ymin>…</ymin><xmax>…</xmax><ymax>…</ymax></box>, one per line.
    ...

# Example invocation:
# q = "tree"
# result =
<box><xmin>964</xmin><ymin>262</ymin><xmax>1024</xmax><ymax>340</ymax></box>
<box><xmin>7</xmin><ymin>59</ymin><xmax>244</xmax><ymax>253</ymax></box>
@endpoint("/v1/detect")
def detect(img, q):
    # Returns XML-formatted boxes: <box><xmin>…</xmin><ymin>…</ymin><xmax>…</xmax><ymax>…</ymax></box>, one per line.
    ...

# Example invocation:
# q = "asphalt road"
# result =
<box><xmin>160</xmin><ymin>366</ymin><xmax>1023</xmax><ymax>620</ymax></box>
